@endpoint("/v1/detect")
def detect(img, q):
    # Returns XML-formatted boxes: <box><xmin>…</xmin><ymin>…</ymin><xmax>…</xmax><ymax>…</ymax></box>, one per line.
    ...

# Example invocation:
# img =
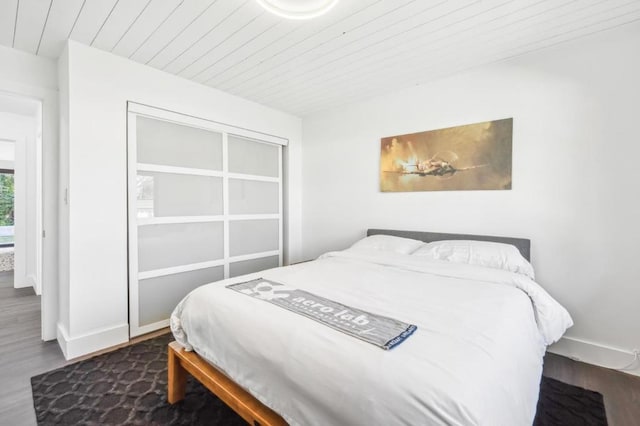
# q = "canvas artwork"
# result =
<box><xmin>380</xmin><ymin>118</ymin><xmax>513</xmax><ymax>192</ymax></box>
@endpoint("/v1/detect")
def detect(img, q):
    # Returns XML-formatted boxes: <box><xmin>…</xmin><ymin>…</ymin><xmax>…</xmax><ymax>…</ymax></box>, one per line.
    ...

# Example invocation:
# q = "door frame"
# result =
<box><xmin>0</xmin><ymin>104</ymin><xmax>42</xmax><ymax>293</ymax></box>
<box><xmin>0</xmin><ymin>88</ymin><xmax>55</xmax><ymax>341</ymax></box>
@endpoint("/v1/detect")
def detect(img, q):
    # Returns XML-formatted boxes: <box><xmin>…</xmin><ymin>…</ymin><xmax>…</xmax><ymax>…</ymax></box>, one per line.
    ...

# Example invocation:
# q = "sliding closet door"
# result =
<box><xmin>227</xmin><ymin>135</ymin><xmax>282</xmax><ymax>278</ymax></box>
<box><xmin>127</xmin><ymin>103</ymin><xmax>285</xmax><ymax>337</ymax></box>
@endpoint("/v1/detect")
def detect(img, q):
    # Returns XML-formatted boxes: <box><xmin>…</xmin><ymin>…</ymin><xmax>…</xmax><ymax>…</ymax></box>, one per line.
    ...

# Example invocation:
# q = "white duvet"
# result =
<box><xmin>171</xmin><ymin>249</ymin><xmax>572</xmax><ymax>426</ymax></box>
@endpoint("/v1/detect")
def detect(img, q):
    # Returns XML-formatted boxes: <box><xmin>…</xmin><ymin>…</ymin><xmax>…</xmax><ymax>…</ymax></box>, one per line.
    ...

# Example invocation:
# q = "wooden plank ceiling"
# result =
<box><xmin>1</xmin><ymin>0</ymin><xmax>638</xmax><ymax>116</ymax></box>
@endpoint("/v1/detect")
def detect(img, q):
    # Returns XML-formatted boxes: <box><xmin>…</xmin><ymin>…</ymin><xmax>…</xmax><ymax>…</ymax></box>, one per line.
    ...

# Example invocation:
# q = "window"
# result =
<box><xmin>0</xmin><ymin>169</ymin><xmax>14</xmax><ymax>247</ymax></box>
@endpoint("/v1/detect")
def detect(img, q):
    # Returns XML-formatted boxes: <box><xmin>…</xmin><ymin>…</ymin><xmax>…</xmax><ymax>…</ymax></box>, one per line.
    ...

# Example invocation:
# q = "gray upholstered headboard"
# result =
<box><xmin>367</xmin><ymin>229</ymin><xmax>531</xmax><ymax>261</ymax></box>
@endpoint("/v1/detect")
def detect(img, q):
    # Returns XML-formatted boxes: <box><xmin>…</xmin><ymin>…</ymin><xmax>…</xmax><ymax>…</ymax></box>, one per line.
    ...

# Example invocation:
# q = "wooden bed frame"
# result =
<box><xmin>168</xmin><ymin>341</ymin><xmax>286</xmax><ymax>426</ymax></box>
<box><xmin>167</xmin><ymin>229</ymin><xmax>531</xmax><ymax>425</ymax></box>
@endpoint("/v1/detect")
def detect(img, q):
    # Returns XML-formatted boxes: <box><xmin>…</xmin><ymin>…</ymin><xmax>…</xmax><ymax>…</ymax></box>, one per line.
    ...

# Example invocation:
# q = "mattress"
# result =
<box><xmin>171</xmin><ymin>249</ymin><xmax>572</xmax><ymax>426</ymax></box>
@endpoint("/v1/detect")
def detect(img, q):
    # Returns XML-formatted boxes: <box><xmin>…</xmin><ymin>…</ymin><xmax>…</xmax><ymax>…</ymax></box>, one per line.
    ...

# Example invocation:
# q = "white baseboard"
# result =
<box><xmin>57</xmin><ymin>322</ymin><xmax>129</xmax><ymax>360</ymax></box>
<box><xmin>13</xmin><ymin>277</ymin><xmax>30</xmax><ymax>288</ymax></box>
<box><xmin>56</xmin><ymin>322</ymin><xmax>69</xmax><ymax>357</ymax></box>
<box><xmin>26</xmin><ymin>273</ymin><xmax>40</xmax><ymax>295</ymax></box>
<box><xmin>548</xmin><ymin>336</ymin><xmax>639</xmax><ymax>377</ymax></box>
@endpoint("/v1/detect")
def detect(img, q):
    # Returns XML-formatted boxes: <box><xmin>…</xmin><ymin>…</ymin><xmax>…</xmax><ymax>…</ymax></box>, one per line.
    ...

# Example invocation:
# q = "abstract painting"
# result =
<box><xmin>380</xmin><ymin>118</ymin><xmax>513</xmax><ymax>192</ymax></box>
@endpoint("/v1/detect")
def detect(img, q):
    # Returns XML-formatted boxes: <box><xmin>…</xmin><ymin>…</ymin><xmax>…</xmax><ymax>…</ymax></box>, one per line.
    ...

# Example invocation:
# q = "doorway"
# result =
<box><xmin>0</xmin><ymin>93</ymin><xmax>43</xmax><ymax>315</ymax></box>
<box><xmin>0</xmin><ymin>167</ymin><xmax>15</xmax><ymax>288</ymax></box>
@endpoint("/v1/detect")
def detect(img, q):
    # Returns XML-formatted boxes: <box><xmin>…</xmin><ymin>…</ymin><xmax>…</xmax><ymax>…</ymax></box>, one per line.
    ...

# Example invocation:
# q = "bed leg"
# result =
<box><xmin>168</xmin><ymin>343</ymin><xmax>187</xmax><ymax>404</ymax></box>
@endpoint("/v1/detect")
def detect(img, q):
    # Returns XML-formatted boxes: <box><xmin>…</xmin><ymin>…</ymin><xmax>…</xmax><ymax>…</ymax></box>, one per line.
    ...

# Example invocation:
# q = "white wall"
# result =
<box><xmin>0</xmin><ymin>111</ymin><xmax>37</xmax><ymax>290</ymax></box>
<box><xmin>0</xmin><ymin>45</ymin><xmax>59</xmax><ymax>341</ymax></box>
<box><xmin>0</xmin><ymin>46</ymin><xmax>58</xmax><ymax>91</ymax></box>
<box><xmin>57</xmin><ymin>47</ymin><xmax>70</xmax><ymax>339</ymax></box>
<box><xmin>302</xmin><ymin>23</ymin><xmax>640</xmax><ymax>375</ymax></box>
<box><xmin>0</xmin><ymin>140</ymin><xmax>15</xmax><ymax>168</ymax></box>
<box><xmin>57</xmin><ymin>41</ymin><xmax>302</xmax><ymax>359</ymax></box>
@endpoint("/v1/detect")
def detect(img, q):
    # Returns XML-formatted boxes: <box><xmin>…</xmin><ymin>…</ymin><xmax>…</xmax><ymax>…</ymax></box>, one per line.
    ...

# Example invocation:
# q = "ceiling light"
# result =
<box><xmin>256</xmin><ymin>0</ymin><xmax>339</xmax><ymax>20</ymax></box>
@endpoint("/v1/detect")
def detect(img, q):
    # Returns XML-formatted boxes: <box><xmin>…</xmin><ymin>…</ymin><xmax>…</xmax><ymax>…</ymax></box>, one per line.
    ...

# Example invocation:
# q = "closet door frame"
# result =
<box><xmin>127</xmin><ymin>102</ymin><xmax>287</xmax><ymax>337</ymax></box>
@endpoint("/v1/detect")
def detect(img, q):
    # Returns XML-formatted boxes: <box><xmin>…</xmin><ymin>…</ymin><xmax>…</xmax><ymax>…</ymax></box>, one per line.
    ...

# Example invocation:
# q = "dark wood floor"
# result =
<box><xmin>1</xmin><ymin>284</ymin><xmax>638</xmax><ymax>425</ymax></box>
<box><xmin>0</xmin><ymin>285</ymin><xmax>66</xmax><ymax>426</ymax></box>
<box><xmin>0</xmin><ymin>270</ymin><xmax>14</xmax><ymax>288</ymax></box>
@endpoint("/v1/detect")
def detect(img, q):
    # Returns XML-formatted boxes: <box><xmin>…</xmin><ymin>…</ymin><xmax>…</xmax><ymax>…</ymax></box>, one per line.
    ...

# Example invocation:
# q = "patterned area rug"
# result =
<box><xmin>535</xmin><ymin>376</ymin><xmax>608</xmax><ymax>426</ymax></box>
<box><xmin>32</xmin><ymin>334</ymin><xmax>607</xmax><ymax>425</ymax></box>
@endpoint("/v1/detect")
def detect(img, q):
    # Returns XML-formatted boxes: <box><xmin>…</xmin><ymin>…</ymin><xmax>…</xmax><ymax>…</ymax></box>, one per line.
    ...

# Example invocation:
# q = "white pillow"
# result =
<box><xmin>349</xmin><ymin>235</ymin><xmax>424</xmax><ymax>255</ymax></box>
<box><xmin>412</xmin><ymin>240</ymin><xmax>535</xmax><ymax>278</ymax></box>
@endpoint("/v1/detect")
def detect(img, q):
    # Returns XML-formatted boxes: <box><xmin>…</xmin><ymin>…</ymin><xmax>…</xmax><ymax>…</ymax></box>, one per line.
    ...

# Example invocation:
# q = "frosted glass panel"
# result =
<box><xmin>229</xmin><ymin>219</ymin><xmax>279</xmax><ymax>256</ymax></box>
<box><xmin>139</xmin><ymin>266</ymin><xmax>223</xmax><ymax>326</ymax></box>
<box><xmin>138</xmin><ymin>222</ymin><xmax>223</xmax><ymax>271</ymax></box>
<box><xmin>228</xmin><ymin>136</ymin><xmax>279</xmax><ymax>177</ymax></box>
<box><xmin>230</xmin><ymin>256</ymin><xmax>279</xmax><ymax>278</ymax></box>
<box><xmin>129</xmin><ymin>107</ymin><xmax>284</xmax><ymax>337</ymax></box>
<box><xmin>137</xmin><ymin>172</ymin><xmax>222</xmax><ymax>218</ymax></box>
<box><xmin>229</xmin><ymin>179</ymin><xmax>279</xmax><ymax>215</ymax></box>
<box><xmin>137</xmin><ymin>116</ymin><xmax>222</xmax><ymax>170</ymax></box>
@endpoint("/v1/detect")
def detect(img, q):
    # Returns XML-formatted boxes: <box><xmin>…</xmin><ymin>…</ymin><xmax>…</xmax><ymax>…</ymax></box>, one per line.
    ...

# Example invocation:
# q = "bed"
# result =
<box><xmin>168</xmin><ymin>229</ymin><xmax>572</xmax><ymax>425</ymax></box>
